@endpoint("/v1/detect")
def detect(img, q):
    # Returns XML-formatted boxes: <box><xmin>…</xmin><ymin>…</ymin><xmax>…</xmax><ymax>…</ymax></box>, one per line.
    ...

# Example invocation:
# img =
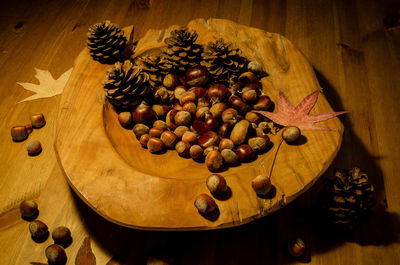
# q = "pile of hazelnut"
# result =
<box><xmin>118</xmin><ymin>64</ymin><xmax>275</xmax><ymax>172</ymax></box>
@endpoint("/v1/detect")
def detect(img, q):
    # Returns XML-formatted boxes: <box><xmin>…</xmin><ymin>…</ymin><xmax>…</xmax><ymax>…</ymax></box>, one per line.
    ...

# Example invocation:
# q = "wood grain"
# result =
<box><xmin>0</xmin><ymin>0</ymin><xmax>399</xmax><ymax>264</ymax></box>
<box><xmin>55</xmin><ymin>19</ymin><xmax>343</xmax><ymax>230</ymax></box>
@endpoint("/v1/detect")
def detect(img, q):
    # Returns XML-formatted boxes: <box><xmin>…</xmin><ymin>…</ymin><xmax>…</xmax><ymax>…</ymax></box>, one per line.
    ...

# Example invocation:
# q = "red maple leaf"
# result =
<box><xmin>253</xmin><ymin>90</ymin><xmax>347</xmax><ymax>131</ymax></box>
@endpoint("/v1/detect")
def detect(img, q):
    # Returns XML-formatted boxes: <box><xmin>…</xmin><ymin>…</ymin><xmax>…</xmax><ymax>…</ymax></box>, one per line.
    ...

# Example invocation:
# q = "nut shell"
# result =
<box><xmin>248</xmin><ymin>136</ymin><xmax>270</xmax><ymax>151</ymax></box>
<box><xmin>26</xmin><ymin>140</ymin><xmax>42</xmax><ymax>155</ymax></box>
<box><xmin>206</xmin><ymin>174</ymin><xmax>227</xmax><ymax>194</ymax></box>
<box><xmin>11</xmin><ymin>126</ymin><xmax>28</xmax><ymax>141</ymax></box>
<box><xmin>52</xmin><ymin>226</ymin><xmax>71</xmax><ymax>245</ymax></box>
<box><xmin>31</xmin><ymin>113</ymin><xmax>46</xmax><ymax>128</ymax></box>
<box><xmin>194</xmin><ymin>194</ymin><xmax>216</xmax><ymax>214</ymax></box>
<box><xmin>45</xmin><ymin>244</ymin><xmax>66</xmax><ymax>263</ymax></box>
<box><xmin>29</xmin><ymin>220</ymin><xmax>49</xmax><ymax>239</ymax></box>
<box><xmin>19</xmin><ymin>200</ymin><xmax>38</xmax><ymax>218</ymax></box>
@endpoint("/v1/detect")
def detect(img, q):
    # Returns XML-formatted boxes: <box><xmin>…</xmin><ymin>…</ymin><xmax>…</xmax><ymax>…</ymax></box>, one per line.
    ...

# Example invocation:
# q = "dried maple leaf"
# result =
<box><xmin>17</xmin><ymin>67</ymin><xmax>73</xmax><ymax>103</ymax></box>
<box><xmin>253</xmin><ymin>90</ymin><xmax>346</xmax><ymax>131</ymax></box>
<box><xmin>75</xmin><ymin>237</ymin><xmax>96</xmax><ymax>265</ymax></box>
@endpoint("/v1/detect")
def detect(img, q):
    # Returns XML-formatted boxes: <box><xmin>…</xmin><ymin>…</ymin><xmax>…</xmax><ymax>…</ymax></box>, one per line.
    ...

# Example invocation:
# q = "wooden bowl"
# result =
<box><xmin>55</xmin><ymin>18</ymin><xmax>343</xmax><ymax>230</ymax></box>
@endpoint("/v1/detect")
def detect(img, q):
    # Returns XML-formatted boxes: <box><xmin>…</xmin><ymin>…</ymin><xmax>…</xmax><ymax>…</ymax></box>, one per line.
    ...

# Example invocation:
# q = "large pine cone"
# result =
<box><xmin>201</xmin><ymin>38</ymin><xmax>248</xmax><ymax>85</ymax></box>
<box><xmin>87</xmin><ymin>20</ymin><xmax>127</xmax><ymax>63</ymax></box>
<box><xmin>320</xmin><ymin>167</ymin><xmax>375</xmax><ymax>229</ymax></box>
<box><xmin>162</xmin><ymin>28</ymin><xmax>203</xmax><ymax>75</ymax></box>
<box><xmin>134</xmin><ymin>55</ymin><xmax>169</xmax><ymax>88</ymax></box>
<box><xmin>103</xmin><ymin>60</ymin><xmax>150</xmax><ymax>109</ymax></box>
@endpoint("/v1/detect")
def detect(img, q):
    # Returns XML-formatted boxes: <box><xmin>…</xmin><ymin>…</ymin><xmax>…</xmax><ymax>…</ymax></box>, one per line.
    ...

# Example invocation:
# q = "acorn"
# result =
<box><xmin>189</xmin><ymin>145</ymin><xmax>204</xmax><ymax>160</ymax></box>
<box><xmin>203</xmin><ymin>146</ymin><xmax>219</xmax><ymax>157</ymax></box>
<box><xmin>210</xmin><ymin>102</ymin><xmax>227</xmax><ymax>119</ymax></box>
<box><xmin>163</xmin><ymin>73</ymin><xmax>179</xmax><ymax>89</ymax></box>
<box><xmin>139</xmin><ymin>134</ymin><xmax>150</xmax><ymax>147</ymax></box>
<box><xmin>174</xmin><ymin>86</ymin><xmax>187</xmax><ymax>101</ymax></box>
<box><xmin>147</xmin><ymin>137</ymin><xmax>165</xmax><ymax>153</ymax></box>
<box><xmin>149</xmin><ymin>128</ymin><xmax>163</xmax><ymax>138</ymax></box>
<box><xmin>133</xmin><ymin>123</ymin><xmax>149</xmax><ymax>139</ymax></box>
<box><xmin>175</xmin><ymin>141</ymin><xmax>191</xmax><ymax>157</ymax></box>
<box><xmin>206</xmin><ymin>174</ymin><xmax>227</xmax><ymax>194</ymax></box>
<box><xmin>174</xmin><ymin>126</ymin><xmax>189</xmax><ymax>138</ymax></box>
<box><xmin>153</xmin><ymin>120</ymin><xmax>167</xmax><ymax>131</ymax></box>
<box><xmin>182</xmin><ymin>131</ymin><xmax>198</xmax><ymax>144</ymax></box>
<box><xmin>160</xmin><ymin>131</ymin><xmax>179</xmax><ymax>148</ymax></box>
<box><xmin>194</xmin><ymin>194</ymin><xmax>216</xmax><ymax>214</ymax></box>
<box><xmin>174</xmin><ymin>111</ymin><xmax>192</xmax><ymax>126</ymax></box>
<box><xmin>282</xmin><ymin>126</ymin><xmax>301</xmax><ymax>143</ymax></box>
<box><xmin>219</xmin><ymin>138</ymin><xmax>235</xmax><ymax>151</ymax></box>
<box><xmin>205</xmin><ymin>150</ymin><xmax>223</xmax><ymax>171</ymax></box>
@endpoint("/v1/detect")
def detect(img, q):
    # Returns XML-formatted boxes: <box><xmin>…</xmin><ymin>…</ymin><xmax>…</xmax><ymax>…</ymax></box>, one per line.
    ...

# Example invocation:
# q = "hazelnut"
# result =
<box><xmin>152</xmin><ymin>105</ymin><xmax>170</xmax><ymax>118</ymax></box>
<box><xmin>19</xmin><ymin>200</ymin><xmax>38</xmax><ymax>218</ymax></box>
<box><xmin>147</xmin><ymin>137</ymin><xmax>165</xmax><ymax>153</ymax></box>
<box><xmin>203</xmin><ymin>146</ymin><xmax>219</xmax><ymax>156</ymax></box>
<box><xmin>218</xmin><ymin>120</ymin><xmax>235</xmax><ymax>138</ymax></box>
<box><xmin>251</xmin><ymin>175</ymin><xmax>272</xmax><ymax>195</ymax></box>
<box><xmin>174</xmin><ymin>86</ymin><xmax>187</xmax><ymax>101</ymax></box>
<box><xmin>206</xmin><ymin>174</ymin><xmax>227</xmax><ymax>194</ymax></box>
<box><xmin>45</xmin><ymin>244</ymin><xmax>67</xmax><ymax>263</ymax></box>
<box><xmin>210</xmin><ymin>102</ymin><xmax>227</xmax><ymax>119</ymax></box>
<box><xmin>205</xmin><ymin>150</ymin><xmax>223</xmax><ymax>171</ymax></box>
<box><xmin>221</xmin><ymin>149</ymin><xmax>238</xmax><ymax>165</ymax></box>
<box><xmin>132</xmin><ymin>102</ymin><xmax>157</xmax><ymax>126</ymax></box>
<box><xmin>29</xmin><ymin>220</ymin><xmax>49</xmax><ymax>239</ymax></box>
<box><xmin>219</xmin><ymin>138</ymin><xmax>235</xmax><ymax>150</ymax></box>
<box><xmin>188</xmin><ymin>86</ymin><xmax>207</xmax><ymax>98</ymax></box>
<box><xmin>182</xmin><ymin>131</ymin><xmax>198</xmax><ymax>144</ymax></box>
<box><xmin>139</xmin><ymin>134</ymin><xmax>150</xmax><ymax>147</ymax></box>
<box><xmin>185</xmin><ymin>65</ymin><xmax>210</xmax><ymax>87</ymax></box>
<box><xmin>245</xmin><ymin>112</ymin><xmax>262</xmax><ymax>124</ymax></box>
<box><xmin>174</xmin><ymin>126</ymin><xmax>189</xmax><ymax>138</ymax></box>
<box><xmin>228</xmin><ymin>95</ymin><xmax>251</xmax><ymax>114</ymax></box>
<box><xmin>208</xmin><ymin>84</ymin><xmax>229</xmax><ymax>103</ymax></box>
<box><xmin>194</xmin><ymin>194</ymin><xmax>216</xmax><ymax>214</ymax></box>
<box><xmin>175</xmin><ymin>141</ymin><xmax>191</xmax><ymax>157</ymax></box>
<box><xmin>198</xmin><ymin>131</ymin><xmax>219</xmax><ymax>149</ymax></box>
<box><xmin>221</xmin><ymin>108</ymin><xmax>238</xmax><ymax>123</ymax></box>
<box><xmin>248</xmin><ymin>136</ymin><xmax>270</xmax><ymax>151</ymax></box>
<box><xmin>149</xmin><ymin>128</ymin><xmax>163</xmax><ymax>138</ymax></box>
<box><xmin>163</xmin><ymin>73</ymin><xmax>179</xmax><ymax>89</ymax></box>
<box><xmin>182</xmin><ymin>102</ymin><xmax>197</xmax><ymax>115</ymax></box>
<box><xmin>26</xmin><ymin>140</ymin><xmax>42</xmax><ymax>155</ymax></box>
<box><xmin>52</xmin><ymin>226</ymin><xmax>71</xmax><ymax>246</ymax></box>
<box><xmin>31</xmin><ymin>113</ymin><xmax>46</xmax><ymax>128</ymax></box>
<box><xmin>133</xmin><ymin>123</ymin><xmax>149</xmax><ymax>139</ymax></box>
<box><xmin>153</xmin><ymin>120</ymin><xmax>167</xmax><ymax>131</ymax></box>
<box><xmin>288</xmin><ymin>237</ymin><xmax>306</xmax><ymax>257</ymax></box>
<box><xmin>230</xmin><ymin>120</ymin><xmax>250</xmax><ymax>145</ymax></box>
<box><xmin>236</xmin><ymin>144</ymin><xmax>256</xmax><ymax>162</ymax></box>
<box><xmin>165</xmin><ymin>109</ymin><xmax>178</xmax><ymax>129</ymax></box>
<box><xmin>160</xmin><ymin>131</ymin><xmax>179</xmax><ymax>148</ymax></box>
<box><xmin>189</xmin><ymin>145</ymin><xmax>203</xmax><ymax>160</ymax></box>
<box><xmin>195</xmin><ymin>107</ymin><xmax>211</xmax><ymax>121</ymax></box>
<box><xmin>154</xmin><ymin>86</ymin><xmax>170</xmax><ymax>104</ymax></box>
<box><xmin>118</xmin><ymin>112</ymin><xmax>132</xmax><ymax>128</ymax></box>
<box><xmin>282</xmin><ymin>126</ymin><xmax>301</xmax><ymax>143</ymax></box>
<box><xmin>238</xmin><ymin>71</ymin><xmax>258</xmax><ymax>84</ymax></box>
<box><xmin>253</xmin><ymin>95</ymin><xmax>272</xmax><ymax>111</ymax></box>
<box><xmin>11</xmin><ymin>126</ymin><xmax>28</xmax><ymax>141</ymax></box>
<box><xmin>248</xmin><ymin>61</ymin><xmax>264</xmax><ymax>76</ymax></box>
<box><xmin>174</xmin><ymin>111</ymin><xmax>192</xmax><ymax>126</ymax></box>
<box><xmin>25</xmin><ymin>124</ymin><xmax>33</xmax><ymax>134</ymax></box>
<box><xmin>180</xmin><ymin>92</ymin><xmax>197</xmax><ymax>105</ymax></box>
<box><xmin>197</xmin><ymin>97</ymin><xmax>210</xmax><ymax>108</ymax></box>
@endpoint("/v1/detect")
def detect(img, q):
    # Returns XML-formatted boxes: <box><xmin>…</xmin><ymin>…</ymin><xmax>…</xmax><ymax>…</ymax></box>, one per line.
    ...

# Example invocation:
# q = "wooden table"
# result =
<box><xmin>0</xmin><ymin>0</ymin><xmax>399</xmax><ymax>264</ymax></box>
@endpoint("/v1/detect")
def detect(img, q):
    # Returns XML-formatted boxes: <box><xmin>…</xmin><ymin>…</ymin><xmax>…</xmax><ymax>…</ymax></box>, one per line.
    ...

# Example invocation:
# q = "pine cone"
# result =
<box><xmin>162</xmin><ymin>28</ymin><xmax>203</xmax><ymax>75</ymax></box>
<box><xmin>103</xmin><ymin>60</ymin><xmax>150</xmax><ymax>109</ymax></box>
<box><xmin>201</xmin><ymin>38</ymin><xmax>248</xmax><ymax>85</ymax></box>
<box><xmin>320</xmin><ymin>167</ymin><xmax>375</xmax><ymax>229</ymax></box>
<box><xmin>87</xmin><ymin>20</ymin><xmax>127</xmax><ymax>63</ymax></box>
<box><xmin>134</xmin><ymin>56</ymin><xmax>169</xmax><ymax>88</ymax></box>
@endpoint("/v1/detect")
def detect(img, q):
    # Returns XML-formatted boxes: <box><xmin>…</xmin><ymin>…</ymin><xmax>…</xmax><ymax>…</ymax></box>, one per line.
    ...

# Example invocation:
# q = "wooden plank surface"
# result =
<box><xmin>0</xmin><ymin>0</ymin><xmax>399</xmax><ymax>263</ymax></box>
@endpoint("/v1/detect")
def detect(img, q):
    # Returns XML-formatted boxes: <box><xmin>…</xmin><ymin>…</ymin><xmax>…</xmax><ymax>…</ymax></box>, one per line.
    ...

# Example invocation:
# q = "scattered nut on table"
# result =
<box><xmin>19</xmin><ymin>200</ymin><xmax>38</xmax><ymax>218</ymax></box>
<box><xmin>26</xmin><ymin>140</ymin><xmax>42</xmax><ymax>155</ymax></box>
<box><xmin>30</xmin><ymin>113</ymin><xmax>46</xmax><ymax>128</ymax></box>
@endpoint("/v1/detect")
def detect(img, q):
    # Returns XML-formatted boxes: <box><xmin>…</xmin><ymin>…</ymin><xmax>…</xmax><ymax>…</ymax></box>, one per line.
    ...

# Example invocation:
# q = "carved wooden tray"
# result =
<box><xmin>55</xmin><ymin>18</ymin><xmax>343</xmax><ymax>230</ymax></box>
